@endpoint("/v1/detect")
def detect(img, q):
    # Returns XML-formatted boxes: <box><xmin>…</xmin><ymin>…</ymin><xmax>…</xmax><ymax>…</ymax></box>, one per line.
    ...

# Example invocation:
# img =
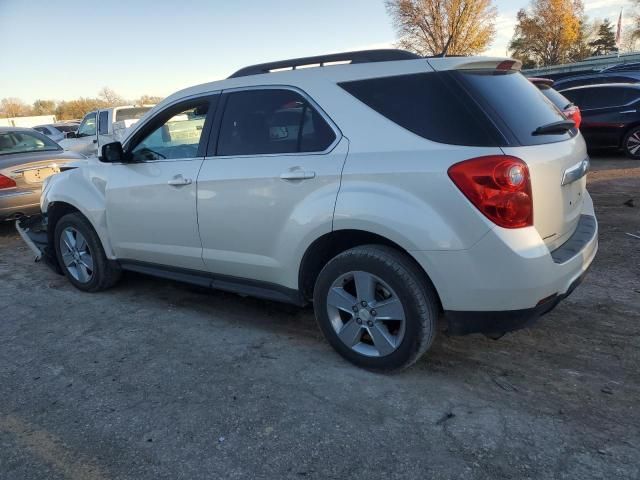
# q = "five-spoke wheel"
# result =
<box><xmin>314</xmin><ymin>245</ymin><xmax>438</xmax><ymax>371</ymax></box>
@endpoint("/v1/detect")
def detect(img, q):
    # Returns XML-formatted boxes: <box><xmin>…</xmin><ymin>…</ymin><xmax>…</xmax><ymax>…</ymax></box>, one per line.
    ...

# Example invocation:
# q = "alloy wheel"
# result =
<box><xmin>627</xmin><ymin>130</ymin><xmax>640</xmax><ymax>156</ymax></box>
<box><xmin>60</xmin><ymin>227</ymin><xmax>94</xmax><ymax>283</ymax></box>
<box><xmin>326</xmin><ymin>271</ymin><xmax>406</xmax><ymax>357</ymax></box>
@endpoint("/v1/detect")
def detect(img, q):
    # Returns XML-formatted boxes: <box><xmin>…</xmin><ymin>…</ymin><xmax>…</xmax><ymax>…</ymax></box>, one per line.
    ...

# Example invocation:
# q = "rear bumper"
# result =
<box><xmin>0</xmin><ymin>189</ymin><xmax>40</xmax><ymax>220</ymax></box>
<box><xmin>444</xmin><ymin>269</ymin><xmax>589</xmax><ymax>335</ymax></box>
<box><xmin>412</xmin><ymin>195</ymin><xmax>598</xmax><ymax>335</ymax></box>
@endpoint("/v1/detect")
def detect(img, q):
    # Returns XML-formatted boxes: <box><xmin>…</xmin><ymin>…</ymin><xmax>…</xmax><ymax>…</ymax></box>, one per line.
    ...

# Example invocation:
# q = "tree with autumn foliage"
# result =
<box><xmin>386</xmin><ymin>0</ymin><xmax>497</xmax><ymax>56</ymax></box>
<box><xmin>509</xmin><ymin>0</ymin><xmax>584</xmax><ymax>67</ymax></box>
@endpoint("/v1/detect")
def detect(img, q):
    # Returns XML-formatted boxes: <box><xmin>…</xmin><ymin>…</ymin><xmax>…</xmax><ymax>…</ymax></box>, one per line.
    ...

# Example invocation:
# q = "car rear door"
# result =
<box><xmin>196</xmin><ymin>87</ymin><xmax>347</xmax><ymax>287</ymax></box>
<box><xmin>105</xmin><ymin>95</ymin><xmax>218</xmax><ymax>270</ymax></box>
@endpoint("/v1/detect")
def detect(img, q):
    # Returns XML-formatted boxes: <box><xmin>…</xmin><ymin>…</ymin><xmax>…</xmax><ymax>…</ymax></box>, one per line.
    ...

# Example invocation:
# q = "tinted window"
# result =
<box><xmin>538</xmin><ymin>85</ymin><xmax>572</xmax><ymax>110</ymax></box>
<box><xmin>130</xmin><ymin>101</ymin><xmax>209</xmax><ymax>161</ymax></box>
<box><xmin>339</xmin><ymin>73</ymin><xmax>502</xmax><ymax>146</ymax></box>
<box><xmin>217</xmin><ymin>89</ymin><xmax>336</xmax><ymax>156</ymax></box>
<box><xmin>98</xmin><ymin>111</ymin><xmax>109</xmax><ymax>135</ymax></box>
<box><xmin>54</xmin><ymin>125</ymin><xmax>77</xmax><ymax>133</ymax></box>
<box><xmin>566</xmin><ymin>87</ymin><xmax>638</xmax><ymax>110</ymax></box>
<box><xmin>455</xmin><ymin>70</ymin><xmax>572</xmax><ymax>145</ymax></box>
<box><xmin>0</xmin><ymin>130</ymin><xmax>61</xmax><ymax>155</ymax></box>
<box><xmin>115</xmin><ymin>107</ymin><xmax>152</xmax><ymax>122</ymax></box>
<box><xmin>33</xmin><ymin>127</ymin><xmax>48</xmax><ymax>134</ymax></box>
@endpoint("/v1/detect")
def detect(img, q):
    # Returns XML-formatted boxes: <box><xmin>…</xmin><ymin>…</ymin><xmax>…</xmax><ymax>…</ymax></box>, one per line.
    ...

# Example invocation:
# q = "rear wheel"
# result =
<box><xmin>313</xmin><ymin>245</ymin><xmax>438</xmax><ymax>371</ymax></box>
<box><xmin>623</xmin><ymin>126</ymin><xmax>640</xmax><ymax>159</ymax></box>
<box><xmin>54</xmin><ymin>213</ymin><xmax>121</xmax><ymax>292</ymax></box>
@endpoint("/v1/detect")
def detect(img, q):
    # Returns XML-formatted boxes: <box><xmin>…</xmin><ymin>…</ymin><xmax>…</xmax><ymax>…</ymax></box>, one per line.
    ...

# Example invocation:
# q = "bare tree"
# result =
<box><xmin>98</xmin><ymin>87</ymin><xmax>125</xmax><ymax>106</ymax></box>
<box><xmin>0</xmin><ymin>97</ymin><xmax>31</xmax><ymax>118</ymax></box>
<box><xmin>385</xmin><ymin>0</ymin><xmax>498</xmax><ymax>56</ymax></box>
<box><xmin>135</xmin><ymin>95</ymin><xmax>164</xmax><ymax>106</ymax></box>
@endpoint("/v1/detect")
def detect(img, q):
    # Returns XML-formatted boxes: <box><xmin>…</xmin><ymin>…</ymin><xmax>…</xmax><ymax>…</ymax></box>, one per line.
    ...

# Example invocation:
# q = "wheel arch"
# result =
<box><xmin>298</xmin><ymin>229</ymin><xmax>443</xmax><ymax>310</ymax></box>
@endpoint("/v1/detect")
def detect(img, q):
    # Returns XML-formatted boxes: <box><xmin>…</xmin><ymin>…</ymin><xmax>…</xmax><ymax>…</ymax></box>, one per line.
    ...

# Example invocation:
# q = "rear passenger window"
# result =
<box><xmin>571</xmin><ymin>87</ymin><xmax>633</xmax><ymax>109</ymax></box>
<box><xmin>339</xmin><ymin>72</ymin><xmax>504</xmax><ymax>147</ymax></box>
<box><xmin>98</xmin><ymin>111</ymin><xmax>109</xmax><ymax>135</ymax></box>
<box><xmin>217</xmin><ymin>89</ymin><xmax>336</xmax><ymax>156</ymax></box>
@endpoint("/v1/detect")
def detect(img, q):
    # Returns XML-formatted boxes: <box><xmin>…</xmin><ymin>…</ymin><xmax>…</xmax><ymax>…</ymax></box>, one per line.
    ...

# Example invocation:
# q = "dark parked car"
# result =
<box><xmin>559</xmin><ymin>83</ymin><xmax>640</xmax><ymax>159</ymax></box>
<box><xmin>600</xmin><ymin>62</ymin><xmax>640</xmax><ymax>73</ymax></box>
<box><xmin>529</xmin><ymin>77</ymin><xmax>581</xmax><ymax>128</ymax></box>
<box><xmin>554</xmin><ymin>72</ymin><xmax>640</xmax><ymax>90</ymax></box>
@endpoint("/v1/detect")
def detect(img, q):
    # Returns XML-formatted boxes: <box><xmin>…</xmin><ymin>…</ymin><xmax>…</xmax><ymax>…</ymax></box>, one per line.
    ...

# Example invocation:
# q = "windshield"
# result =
<box><xmin>115</xmin><ymin>107</ymin><xmax>152</xmax><ymax>122</ymax></box>
<box><xmin>0</xmin><ymin>130</ymin><xmax>61</xmax><ymax>155</ymax></box>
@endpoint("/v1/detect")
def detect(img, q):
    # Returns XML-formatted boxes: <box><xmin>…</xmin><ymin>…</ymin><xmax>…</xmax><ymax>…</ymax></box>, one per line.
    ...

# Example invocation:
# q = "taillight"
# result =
<box><xmin>564</xmin><ymin>105</ymin><xmax>582</xmax><ymax>129</ymax></box>
<box><xmin>448</xmin><ymin>156</ymin><xmax>533</xmax><ymax>229</ymax></box>
<box><xmin>0</xmin><ymin>174</ymin><xmax>16</xmax><ymax>190</ymax></box>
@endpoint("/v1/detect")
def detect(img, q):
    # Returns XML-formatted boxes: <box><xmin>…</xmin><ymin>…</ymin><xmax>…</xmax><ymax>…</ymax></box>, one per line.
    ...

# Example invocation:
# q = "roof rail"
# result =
<box><xmin>228</xmin><ymin>49</ymin><xmax>422</xmax><ymax>78</ymax></box>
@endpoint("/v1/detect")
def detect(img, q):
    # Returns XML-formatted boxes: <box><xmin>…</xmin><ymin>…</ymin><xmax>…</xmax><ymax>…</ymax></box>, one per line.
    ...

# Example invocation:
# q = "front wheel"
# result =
<box><xmin>313</xmin><ymin>245</ymin><xmax>438</xmax><ymax>371</ymax></box>
<box><xmin>54</xmin><ymin>212</ymin><xmax>121</xmax><ymax>292</ymax></box>
<box><xmin>623</xmin><ymin>126</ymin><xmax>640</xmax><ymax>159</ymax></box>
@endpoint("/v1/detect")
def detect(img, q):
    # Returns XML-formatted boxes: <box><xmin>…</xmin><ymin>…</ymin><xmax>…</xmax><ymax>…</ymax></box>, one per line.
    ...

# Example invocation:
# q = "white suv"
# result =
<box><xmin>17</xmin><ymin>50</ymin><xmax>598</xmax><ymax>370</ymax></box>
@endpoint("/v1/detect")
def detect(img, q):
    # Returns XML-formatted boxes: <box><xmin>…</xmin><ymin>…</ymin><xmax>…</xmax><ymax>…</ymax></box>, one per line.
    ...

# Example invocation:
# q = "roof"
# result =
<box><xmin>0</xmin><ymin>126</ymin><xmax>36</xmax><ymax>132</ymax></box>
<box><xmin>560</xmin><ymin>82</ymin><xmax>640</xmax><ymax>92</ymax></box>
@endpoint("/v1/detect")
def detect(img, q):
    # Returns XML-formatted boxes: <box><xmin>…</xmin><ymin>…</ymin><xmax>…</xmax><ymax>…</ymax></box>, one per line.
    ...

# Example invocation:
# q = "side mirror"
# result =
<box><xmin>100</xmin><ymin>142</ymin><xmax>124</xmax><ymax>163</ymax></box>
<box><xmin>66</xmin><ymin>131</ymin><xmax>77</xmax><ymax>139</ymax></box>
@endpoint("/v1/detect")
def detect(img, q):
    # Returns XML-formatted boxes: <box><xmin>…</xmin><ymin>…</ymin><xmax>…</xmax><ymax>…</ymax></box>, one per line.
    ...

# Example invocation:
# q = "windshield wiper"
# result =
<box><xmin>532</xmin><ymin>120</ymin><xmax>575</xmax><ymax>136</ymax></box>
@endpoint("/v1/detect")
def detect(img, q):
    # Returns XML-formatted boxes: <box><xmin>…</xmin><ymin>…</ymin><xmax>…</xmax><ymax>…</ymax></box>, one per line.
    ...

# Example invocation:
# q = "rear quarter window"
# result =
<box><xmin>338</xmin><ymin>72</ymin><xmax>504</xmax><ymax>147</ymax></box>
<box><xmin>454</xmin><ymin>70</ymin><xmax>574</xmax><ymax>146</ymax></box>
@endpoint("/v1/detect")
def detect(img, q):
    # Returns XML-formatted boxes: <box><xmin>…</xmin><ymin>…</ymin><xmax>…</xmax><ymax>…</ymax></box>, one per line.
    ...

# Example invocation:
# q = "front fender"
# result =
<box><xmin>42</xmin><ymin>164</ymin><xmax>115</xmax><ymax>259</ymax></box>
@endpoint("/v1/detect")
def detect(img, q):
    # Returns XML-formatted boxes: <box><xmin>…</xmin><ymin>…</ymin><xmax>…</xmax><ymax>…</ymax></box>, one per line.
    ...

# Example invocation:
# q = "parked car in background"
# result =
<box><xmin>0</xmin><ymin>127</ymin><xmax>84</xmax><ymax>220</ymax></box>
<box><xmin>59</xmin><ymin>105</ymin><xmax>153</xmax><ymax>157</ymax></box>
<box><xmin>559</xmin><ymin>83</ymin><xmax>640</xmax><ymax>159</ymax></box>
<box><xmin>529</xmin><ymin>77</ymin><xmax>581</xmax><ymax>128</ymax></box>
<box><xmin>553</xmin><ymin>72</ymin><xmax>640</xmax><ymax>90</ymax></box>
<box><xmin>600</xmin><ymin>62</ymin><xmax>640</xmax><ymax>73</ymax></box>
<box><xmin>33</xmin><ymin>123</ymin><xmax>79</xmax><ymax>143</ymax></box>
<box><xmin>17</xmin><ymin>50</ymin><xmax>597</xmax><ymax>370</ymax></box>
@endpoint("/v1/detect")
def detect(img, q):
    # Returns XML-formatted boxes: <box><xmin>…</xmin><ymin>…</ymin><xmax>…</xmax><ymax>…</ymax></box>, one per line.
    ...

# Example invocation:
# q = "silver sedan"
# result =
<box><xmin>0</xmin><ymin>127</ymin><xmax>84</xmax><ymax>220</ymax></box>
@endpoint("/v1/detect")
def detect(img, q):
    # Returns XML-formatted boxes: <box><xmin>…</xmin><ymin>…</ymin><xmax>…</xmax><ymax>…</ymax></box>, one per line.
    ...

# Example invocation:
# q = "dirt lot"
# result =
<box><xmin>0</xmin><ymin>154</ymin><xmax>638</xmax><ymax>480</ymax></box>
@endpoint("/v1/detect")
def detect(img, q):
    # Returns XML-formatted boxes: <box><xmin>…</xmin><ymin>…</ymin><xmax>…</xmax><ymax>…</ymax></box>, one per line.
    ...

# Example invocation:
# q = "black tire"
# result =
<box><xmin>54</xmin><ymin>212</ymin><xmax>121</xmax><ymax>292</ymax></box>
<box><xmin>622</xmin><ymin>126</ymin><xmax>640</xmax><ymax>159</ymax></box>
<box><xmin>313</xmin><ymin>245</ymin><xmax>438</xmax><ymax>371</ymax></box>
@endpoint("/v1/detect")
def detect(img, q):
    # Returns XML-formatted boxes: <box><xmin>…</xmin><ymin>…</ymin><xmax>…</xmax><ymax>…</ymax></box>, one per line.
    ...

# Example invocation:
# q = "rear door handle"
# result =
<box><xmin>168</xmin><ymin>175</ymin><xmax>192</xmax><ymax>186</ymax></box>
<box><xmin>280</xmin><ymin>171</ymin><xmax>316</xmax><ymax>181</ymax></box>
<box><xmin>621</xmin><ymin>110</ymin><xmax>637</xmax><ymax>114</ymax></box>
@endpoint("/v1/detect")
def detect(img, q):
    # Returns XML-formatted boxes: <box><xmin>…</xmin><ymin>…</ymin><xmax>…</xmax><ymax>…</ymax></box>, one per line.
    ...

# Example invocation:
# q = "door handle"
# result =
<box><xmin>280</xmin><ymin>171</ymin><xmax>316</xmax><ymax>181</ymax></box>
<box><xmin>621</xmin><ymin>110</ymin><xmax>637</xmax><ymax>114</ymax></box>
<box><xmin>168</xmin><ymin>176</ymin><xmax>192</xmax><ymax>186</ymax></box>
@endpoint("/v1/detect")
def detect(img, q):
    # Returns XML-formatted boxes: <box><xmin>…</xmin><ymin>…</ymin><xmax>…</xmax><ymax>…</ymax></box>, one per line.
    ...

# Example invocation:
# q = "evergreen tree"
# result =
<box><xmin>589</xmin><ymin>19</ymin><xmax>618</xmax><ymax>56</ymax></box>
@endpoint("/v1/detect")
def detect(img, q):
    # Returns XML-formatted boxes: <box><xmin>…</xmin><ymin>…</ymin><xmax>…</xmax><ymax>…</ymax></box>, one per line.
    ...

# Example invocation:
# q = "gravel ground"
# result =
<box><xmin>0</xmin><ymin>154</ymin><xmax>638</xmax><ymax>480</ymax></box>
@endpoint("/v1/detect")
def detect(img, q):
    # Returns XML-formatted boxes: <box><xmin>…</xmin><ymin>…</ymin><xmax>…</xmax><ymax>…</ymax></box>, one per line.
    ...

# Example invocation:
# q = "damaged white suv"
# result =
<box><xmin>17</xmin><ymin>50</ymin><xmax>598</xmax><ymax>370</ymax></box>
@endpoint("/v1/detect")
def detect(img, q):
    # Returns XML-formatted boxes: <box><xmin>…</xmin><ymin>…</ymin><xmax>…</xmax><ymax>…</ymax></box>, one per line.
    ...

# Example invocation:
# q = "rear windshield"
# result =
<box><xmin>338</xmin><ymin>72</ymin><xmax>504</xmax><ymax>147</ymax></box>
<box><xmin>54</xmin><ymin>125</ymin><xmax>77</xmax><ymax>133</ymax></box>
<box><xmin>0</xmin><ymin>130</ymin><xmax>61</xmax><ymax>155</ymax></box>
<box><xmin>454</xmin><ymin>70</ymin><xmax>573</xmax><ymax>146</ymax></box>
<box><xmin>538</xmin><ymin>84</ymin><xmax>572</xmax><ymax>110</ymax></box>
<box><xmin>115</xmin><ymin>107</ymin><xmax>151</xmax><ymax>122</ymax></box>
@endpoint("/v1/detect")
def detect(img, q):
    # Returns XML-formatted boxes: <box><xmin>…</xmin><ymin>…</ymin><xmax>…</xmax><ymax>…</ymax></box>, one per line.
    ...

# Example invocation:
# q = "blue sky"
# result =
<box><xmin>0</xmin><ymin>0</ymin><xmax>631</xmax><ymax>103</ymax></box>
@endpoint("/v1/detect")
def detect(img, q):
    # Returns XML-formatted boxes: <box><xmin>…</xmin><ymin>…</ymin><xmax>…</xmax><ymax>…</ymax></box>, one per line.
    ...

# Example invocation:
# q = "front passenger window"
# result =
<box><xmin>130</xmin><ymin>102</ymin><xmax>209</xmax><ymax>162</ymax></box>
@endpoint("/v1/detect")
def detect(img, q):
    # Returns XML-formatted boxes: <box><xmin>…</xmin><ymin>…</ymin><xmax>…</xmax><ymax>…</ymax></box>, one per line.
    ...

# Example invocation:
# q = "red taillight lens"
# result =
<box><xmin>0</xmin><ymin>174</ymin><xmax>17</xmax><ymax>190</ymax></box>
<box><xmin>564</xmin><ymin>105</ymin><xmax>582</xmax><ymax>129</ymax></box>
<box><xmin>448</xmin><ymin>156</ymin><xmax>533</xmax><ymax>229</ymax></box>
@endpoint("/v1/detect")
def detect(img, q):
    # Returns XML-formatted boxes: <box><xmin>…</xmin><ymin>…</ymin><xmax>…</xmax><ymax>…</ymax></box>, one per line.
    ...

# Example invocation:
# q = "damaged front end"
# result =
<box><xmin>15</xmin><ymin>215</ymin><xmax>62</xmax><ymax>274</ymax></box>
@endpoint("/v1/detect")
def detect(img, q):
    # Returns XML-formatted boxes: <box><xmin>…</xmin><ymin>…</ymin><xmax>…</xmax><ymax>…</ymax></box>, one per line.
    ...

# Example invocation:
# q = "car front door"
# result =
<box><xmin>196</xmin><ymin>87</ymin><xmax>347</xmax><ymax>287</ymax></box>
<box><xmin>105</xmin><ymin>95</ymin><xmax>218</xmax><ymax>270</ymax></box>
